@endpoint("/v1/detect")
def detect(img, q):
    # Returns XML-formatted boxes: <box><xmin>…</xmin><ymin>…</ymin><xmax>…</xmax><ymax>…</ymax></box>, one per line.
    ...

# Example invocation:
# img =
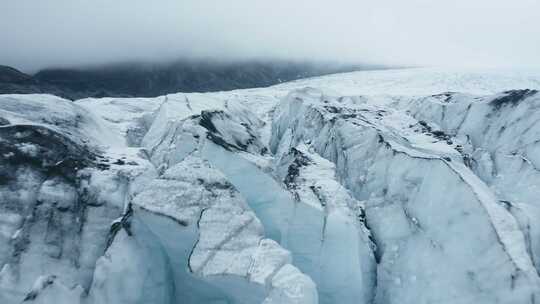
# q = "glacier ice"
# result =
<box><xmin>403</xmin><ymin>90</ymin><xmax>540</xmax><ymax>272</ymax></box>
<box><xmin>269</xmin><ymin>87</ymin><xmax>540</xmax><ymax>303</ymax></box>
<box><xmin>2</xmin><ymin>67</ymin><xmax>540</xmax><ymax>304</ymax></box>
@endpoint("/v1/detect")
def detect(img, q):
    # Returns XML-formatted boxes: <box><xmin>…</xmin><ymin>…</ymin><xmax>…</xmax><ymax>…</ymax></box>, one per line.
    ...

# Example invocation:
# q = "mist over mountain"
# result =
<box><xmin>0</xmin><ymin>60</ymin><xmax>387</xmax><ymax>100</ymax></box>
<box><xmin>3</xmin><ymin>0</ymin><xmax>540</xmax><ymax>71</ymax></box>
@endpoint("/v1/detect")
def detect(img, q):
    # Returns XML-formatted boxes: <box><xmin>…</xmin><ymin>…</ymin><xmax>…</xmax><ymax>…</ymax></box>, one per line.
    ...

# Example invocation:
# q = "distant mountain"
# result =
<box><xmin>0</xmin><ymin>65</ymin><xmax>67</xmax><ymax>96</ymax></box>
<box><xmin>0</xmin><ymin>65</ymin><xmax>33</xmax><ymax>83</ymax></box>
<box><xmin>0</xmin><ymin>65</ymin><xmax>39</xmax><ymax>94</ymax></box>
<box><xmin>0</xmin><ymin>60</ymin><xmax>386</xmax><ymax>100</ymax></box>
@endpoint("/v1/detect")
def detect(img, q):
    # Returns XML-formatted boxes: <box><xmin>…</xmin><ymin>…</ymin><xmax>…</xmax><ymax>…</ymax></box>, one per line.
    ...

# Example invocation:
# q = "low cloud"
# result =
<box><xmin>1</xmin><ymin>0</ymin><xmax>539</xmax><ymax>72</ymax></box>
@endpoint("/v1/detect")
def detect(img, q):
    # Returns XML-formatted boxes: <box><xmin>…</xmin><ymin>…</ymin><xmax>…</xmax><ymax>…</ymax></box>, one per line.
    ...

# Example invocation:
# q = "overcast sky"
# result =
<box><xmin>1</xmin><ymin>0</ymin><xmax>539</xmax><ymax>73</ymax></box>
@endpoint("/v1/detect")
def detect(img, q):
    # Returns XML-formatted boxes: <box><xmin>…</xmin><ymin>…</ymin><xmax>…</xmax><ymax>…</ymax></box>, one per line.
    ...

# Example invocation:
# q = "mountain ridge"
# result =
<box><xmin>0</xmin><ymin>60</ymin><xmax>388</xmax><ymax>100</ymax></box>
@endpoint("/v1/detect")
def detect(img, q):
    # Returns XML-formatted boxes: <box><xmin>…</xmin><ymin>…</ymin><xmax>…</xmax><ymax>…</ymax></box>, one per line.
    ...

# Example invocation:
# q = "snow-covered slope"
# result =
<box><xmin>1</xmin><ymin>67</ymin><xmax>540</xmax><ymax>304</ymax></box>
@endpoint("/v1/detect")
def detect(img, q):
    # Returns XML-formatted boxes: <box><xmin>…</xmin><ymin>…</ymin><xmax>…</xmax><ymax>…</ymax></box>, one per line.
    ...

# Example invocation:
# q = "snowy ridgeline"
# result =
<box><xmin>1</xmin><ymin>68</ymin><xmax>540</xmax><ymax>304</ymax></box>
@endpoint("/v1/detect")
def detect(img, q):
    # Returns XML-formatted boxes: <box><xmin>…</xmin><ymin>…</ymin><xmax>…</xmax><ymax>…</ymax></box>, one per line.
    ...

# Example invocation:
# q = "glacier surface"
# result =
<box><xmin>1</xmin><ymin>67</ymin><xmax>540</xmax><ymax>303</ymax></box>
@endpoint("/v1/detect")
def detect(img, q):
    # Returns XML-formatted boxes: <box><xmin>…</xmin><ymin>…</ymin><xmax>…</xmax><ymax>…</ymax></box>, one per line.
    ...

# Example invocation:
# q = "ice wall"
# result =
<box><xmin>270</xmin><ymin>88</ymin><xmax>540</xmax><ymax>304</ymax></box>
<box><xmin>404</xmin><ymin>90</ymin><xmax>540</xmax><ymax>272</ymax></box>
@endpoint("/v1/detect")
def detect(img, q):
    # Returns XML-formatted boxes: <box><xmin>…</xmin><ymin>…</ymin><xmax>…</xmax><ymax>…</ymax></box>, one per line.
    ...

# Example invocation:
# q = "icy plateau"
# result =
<box><xmin>2</xmin><ymin>68</ymin><xmax>540</xmax><ymax>304</ymax></box>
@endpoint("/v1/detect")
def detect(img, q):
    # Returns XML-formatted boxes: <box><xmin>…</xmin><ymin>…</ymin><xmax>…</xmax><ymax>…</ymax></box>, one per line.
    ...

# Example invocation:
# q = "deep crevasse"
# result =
<box><xmin>202</xmin><ymin>141</ymin><xmax>375</xmax><ymax>304</ymax></box>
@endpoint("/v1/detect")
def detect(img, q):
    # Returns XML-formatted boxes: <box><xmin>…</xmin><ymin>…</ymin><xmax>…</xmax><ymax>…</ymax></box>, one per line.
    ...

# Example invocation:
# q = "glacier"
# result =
<box><xmin>1</xmin><ymin>67</ymin><xmax>540</xmax><ymax>303</ymax></box>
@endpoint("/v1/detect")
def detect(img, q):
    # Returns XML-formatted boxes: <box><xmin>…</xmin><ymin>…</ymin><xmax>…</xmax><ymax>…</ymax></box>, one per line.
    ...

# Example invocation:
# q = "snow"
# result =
<box><xmin>23</xmin><ymin>275</ymin><xmax>83</xmax><ymax>304</ymax></box>
<box><xmin>263</xmin><ymin>264</ymin><xmax>319</xmax><ymax>304</ymax></box>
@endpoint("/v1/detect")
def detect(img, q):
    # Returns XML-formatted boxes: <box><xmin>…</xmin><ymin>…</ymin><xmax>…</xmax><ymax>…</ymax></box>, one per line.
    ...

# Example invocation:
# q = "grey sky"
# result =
<box><xmin>1</xmin><ymin>0</ymin><xmax>539</xmax><ymax>73</ymax></box>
